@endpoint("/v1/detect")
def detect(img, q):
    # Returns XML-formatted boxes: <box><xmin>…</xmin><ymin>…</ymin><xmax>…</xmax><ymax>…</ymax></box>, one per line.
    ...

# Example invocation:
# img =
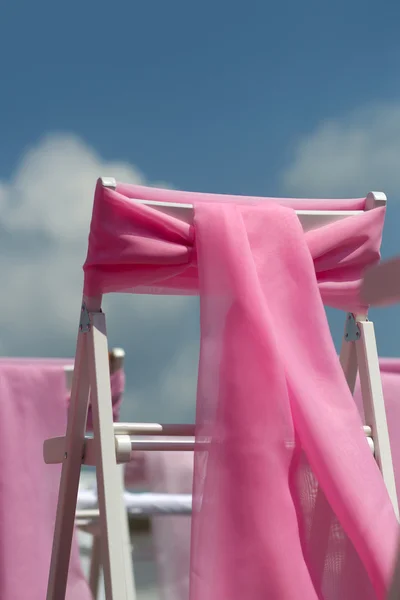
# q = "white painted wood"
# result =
<box><xmin>128</xmin><ymin>201</ymin><xmax>363</xmax><ymax>232</ymax></box>
<box><xmin>307</xmin><ymin>311</ymin><xmax>391</xmax><ymax>592</ymax></box>
<box><xmin>114</xmin><ymin>423</ymin><xmax>196</xmax><ymax>436</ymax></box>
<box><xmin>46</xmin><ymin>182</ymin><xmax>391</xmax><ymax>599</ymax></box>
<box><xmin>356</xmin><ymin>318</ymin><xmax>399</xmax><ymax>518</ymax></box>
<box><xmin>308</xmin><ymin>314</ymin><xmax>363</xmax><ymax>591</ymax></box>
<box><xmin>47</xmin><ymin>427</ymin><xmax>377</xmax><ymax>466</ymax></box>
<box><xmin>46</xmin><ymin>332</ymin><xmax>91</xmax><ymax>599</ymax></box>
<box><xmin>101</xmin><ymin>178</ymin><xmax>386</xmax><ymax>233</ymax></box>
<box><xmin>88</xmin><ymin>311</ymin><xmax>136</xmax><ymax>599</ymax></box>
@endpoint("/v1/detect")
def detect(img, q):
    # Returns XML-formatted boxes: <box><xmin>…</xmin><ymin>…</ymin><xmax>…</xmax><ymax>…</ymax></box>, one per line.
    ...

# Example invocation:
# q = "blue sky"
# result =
<box><xmin>1</xmin><ymin>0</ymin><xmax>400</xmax><ymax>421</ymax></box>
<box><xmin>2</xmin><ymin>0</ymin><xmax>400</xmax><ymax>192</ymax></box>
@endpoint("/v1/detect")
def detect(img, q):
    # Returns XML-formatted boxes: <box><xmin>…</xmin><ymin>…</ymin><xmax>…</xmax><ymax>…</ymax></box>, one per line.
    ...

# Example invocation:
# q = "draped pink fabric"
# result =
<box><xmin>0</xmin><ymin>358</ymin><xmax>92</xmax><ymax>600</ymax></box>
<box><xmin>84</xmin><ymin>183</ymin><xmax>385</xmax><ymax>313</ymax></box>
<box><xmin>83</xmin><ymin>181</ymin><xmax>398</xmax><ymax>599</ymax></box>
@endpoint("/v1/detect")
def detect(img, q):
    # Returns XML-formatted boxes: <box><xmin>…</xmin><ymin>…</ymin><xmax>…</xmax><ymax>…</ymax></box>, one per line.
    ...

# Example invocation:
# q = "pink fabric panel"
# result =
<box><xmin>82</xmin><ymin>181</ymin><xmax>397</xmax><ymax>599</ymax></box>
<box><xmin>354</xmin><ymin>359</ymin><xmax>400</xmax><ymax>502</ymax></box>
<box><xmin>67</xmin><ymin>367</ymin><xmax>125</xmax><ymax>429</ymax></box>
<box><xmin>83</xmin><ymin>183</ymin><xmax>385</xmax><ymax>313</ymax></box>
<box><xmin>191</xmin><ymin>203</ymin><xmax>396</xmax><ymax>600</ymax></box>
<box><xmin>145</xmin><ymin>450</ymin><xmax>193</xmax><ymax>600</ymax></box>
<box><xmin>0</xmin><ymin>358</ymin><xmax>92</xmax><ymax>600</ymax></box>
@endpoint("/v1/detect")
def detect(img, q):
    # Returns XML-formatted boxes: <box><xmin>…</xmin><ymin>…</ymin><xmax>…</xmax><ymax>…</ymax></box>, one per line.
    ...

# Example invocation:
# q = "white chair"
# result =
<box><xmin>360</xmin><ymin>258</ymin><xmax>400</xmax><ymax>600</ymax></box>
<box><xmin>44</xmin><ymin>179</ymin><xmax>397</xmax><ymax>599</ymax></box>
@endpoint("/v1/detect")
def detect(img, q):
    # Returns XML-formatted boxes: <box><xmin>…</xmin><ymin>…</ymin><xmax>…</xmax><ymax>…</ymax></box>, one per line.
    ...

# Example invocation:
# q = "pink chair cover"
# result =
<box><xmin>0</xmin><ymin>358</ymin><xmax>92</xmax><ymax>600</ymax></box>
<box><xmin>83</xmin><ymin>181</ymin><xmax>397</xmax><ymax>599</ymax></box>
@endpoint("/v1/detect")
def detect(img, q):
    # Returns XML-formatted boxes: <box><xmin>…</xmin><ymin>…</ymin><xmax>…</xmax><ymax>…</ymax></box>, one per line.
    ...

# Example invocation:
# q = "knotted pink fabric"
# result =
<box><xmin>84</xmin><ymin>183</ymin><xmax>385</xmax><ymax>313</ymax></box>
<box><xmin>83</xmin><ymin>181</ymin><xmax>398</xmax><ymax>599</ymax></box>
<box><xmin>0</xmin><ymin>359</ymin><xmax>92</xmax><ymax>600</ymax></box>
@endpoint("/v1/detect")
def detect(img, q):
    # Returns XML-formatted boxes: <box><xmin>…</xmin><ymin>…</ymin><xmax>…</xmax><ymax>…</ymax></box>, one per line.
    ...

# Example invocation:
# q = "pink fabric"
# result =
<box><xmin>83</xmin><ymin>181</ymin><xmax>398</xmax><ymax>599</ymax></box>
<box><xmin>0</xmin><ymin>358</ymin><xmax>92</xmax><ymax>600</ymax></box>
<box><xmin>124</xmin><ymin>451</ymin><xmax>147</xmax><ymax>488</ymax></box>
<box><xmin>83</xmin><ymin>182</ymin><xmax>385</xmax><ymax>313</ymax></box>
<box><xmin>355</xmin><ymin>359</ymin><xmax>400</xmax><ymax>502</ymax></box>
<box><xmin>146</xmin><ymin>450</ymin><xmax>193</xmax><ymax>600</ymax></box>
<box><xmin>124</xmin><ymin>450</ymin><xmax>193</xmax><ymax>600</ymax></box>
<box><xmin>67</xmin><ymin>367</ymin><xmax>125</xmax><ymax>429</ymax></box>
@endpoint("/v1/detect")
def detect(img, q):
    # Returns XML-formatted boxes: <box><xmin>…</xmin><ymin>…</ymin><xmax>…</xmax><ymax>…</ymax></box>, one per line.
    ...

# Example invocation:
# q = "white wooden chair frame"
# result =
<box><xmin>360</xmin><ymin>258</ymin><xmax>400</xmax><ymax>600</ymax></box>
<box><xmin>75</xmin><ymin>493</ymin><xmax>192</xmax><ymax>599</ymax></box>
<box><xmin>65</xmin><ymin>347</ymin><xmax>132</xmax><ymax>599</ymax></box>
<box><xmin>43</xmin><ymin>179</ymin><xmax>398</xmax><ymax>600</ymax></box>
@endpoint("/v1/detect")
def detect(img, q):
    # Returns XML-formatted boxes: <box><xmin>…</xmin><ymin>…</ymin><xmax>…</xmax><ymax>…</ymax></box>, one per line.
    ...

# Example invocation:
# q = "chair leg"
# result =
<box><xmin>46</xmin><ymin>332</ymin><xmax>91</xmax><ymax>599</ymax></box>
<box><xmin>89</xmin><ymin>311</ymin><xmax>136</xmax><ymax>599</ymax></box>
<box><xmin>356</xmin><ymin>317</ymin><xmax>398</xmax><ymax>516</ymax></box>
<box><xmin>341</xmin><ymin>315</ymin><xmax>400</xmax><ymax>600</ymax></box>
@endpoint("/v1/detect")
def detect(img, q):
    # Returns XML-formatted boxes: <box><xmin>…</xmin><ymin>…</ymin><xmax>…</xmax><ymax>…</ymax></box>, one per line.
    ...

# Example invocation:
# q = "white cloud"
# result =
<box><xmin>2</xmin><ymin>134</ymin><xmax>146</xmax><ymax>240</ymax></box>
<box><xmin>8</xmin><ymin>104</ymin><xmax>400</xmax><ymax>422</ymax></box>
<box><xmin>280</xmin><ymin>100</ymin><xmax>400</xmax><ymax>364</ymax></box>
<box><xmin>0</xmin><ymin>134</ymin><xmax>144</xmax><ymax>343</ymax></box>
<box><xmin>0</xmin><ymin>133</ymin><xmax>196</xmax><ymax>420</ymax></box>
<box><xmin>281</xmin><ymin>102</ymin><xmax>400</xmax><ymax>199</ymax></box>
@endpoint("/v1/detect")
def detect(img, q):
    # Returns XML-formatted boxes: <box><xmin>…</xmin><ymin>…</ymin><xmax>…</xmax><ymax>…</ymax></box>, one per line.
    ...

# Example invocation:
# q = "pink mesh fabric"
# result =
<box><xmin>83</xmin><ymin>181</ymin><xmax>397</xmax><ymax>599</ymax></box>
<box><xmin>83</xmin><ymin>182</ymin><xmax>385</xmax><ymax>313</ymax></box>
<box><xmin>124</xmin><ymin>450</ymin><xmax>193</xmax><ymax>600</ymax></box>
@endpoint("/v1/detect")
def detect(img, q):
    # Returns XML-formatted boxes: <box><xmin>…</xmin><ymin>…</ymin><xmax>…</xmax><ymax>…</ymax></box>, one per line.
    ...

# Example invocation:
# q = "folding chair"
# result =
<box><xmin>43</xmin><ymin>179</ymin><xmax>398</xmax><ymax>599</ymax></box>
<box><xmin>76</xmin><ymin>490</ymin><xmax>192</xmax><ymax>599</ymax></box>
<box><xmin>76</xmin><ymin>450</ymin><xmax>192</xmax><ymax>600</ymax></box>
<box><xmin>360</xmin><ymin>258</ymin><xmax>400</xmax><ymax>600</ymax></box>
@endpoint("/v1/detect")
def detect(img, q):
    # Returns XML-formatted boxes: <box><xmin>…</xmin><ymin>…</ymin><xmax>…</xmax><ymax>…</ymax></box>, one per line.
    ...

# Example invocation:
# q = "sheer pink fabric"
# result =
<box><xmin>145</xmin><ymin>450</ymin><xmax>193</xmax><ymax>600</ymax></box>
<box><xmin>124</xmin><ymin>450</ymin><xmax>193</xmax><ymax>600</ymax></box>
<box><xmin>83</xmin><ymin>181</ymin><xmax>397</xmax><ymax>599</ymax></box>
<box><xmin>84</xmin><ymin>183</ymin><xmax>385</xmax><ymax>313</ymax></box>
<box><xmin>0</xmin><ymin>359</ymin><xmax>92</xmax><ymax>600</ymax></box>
